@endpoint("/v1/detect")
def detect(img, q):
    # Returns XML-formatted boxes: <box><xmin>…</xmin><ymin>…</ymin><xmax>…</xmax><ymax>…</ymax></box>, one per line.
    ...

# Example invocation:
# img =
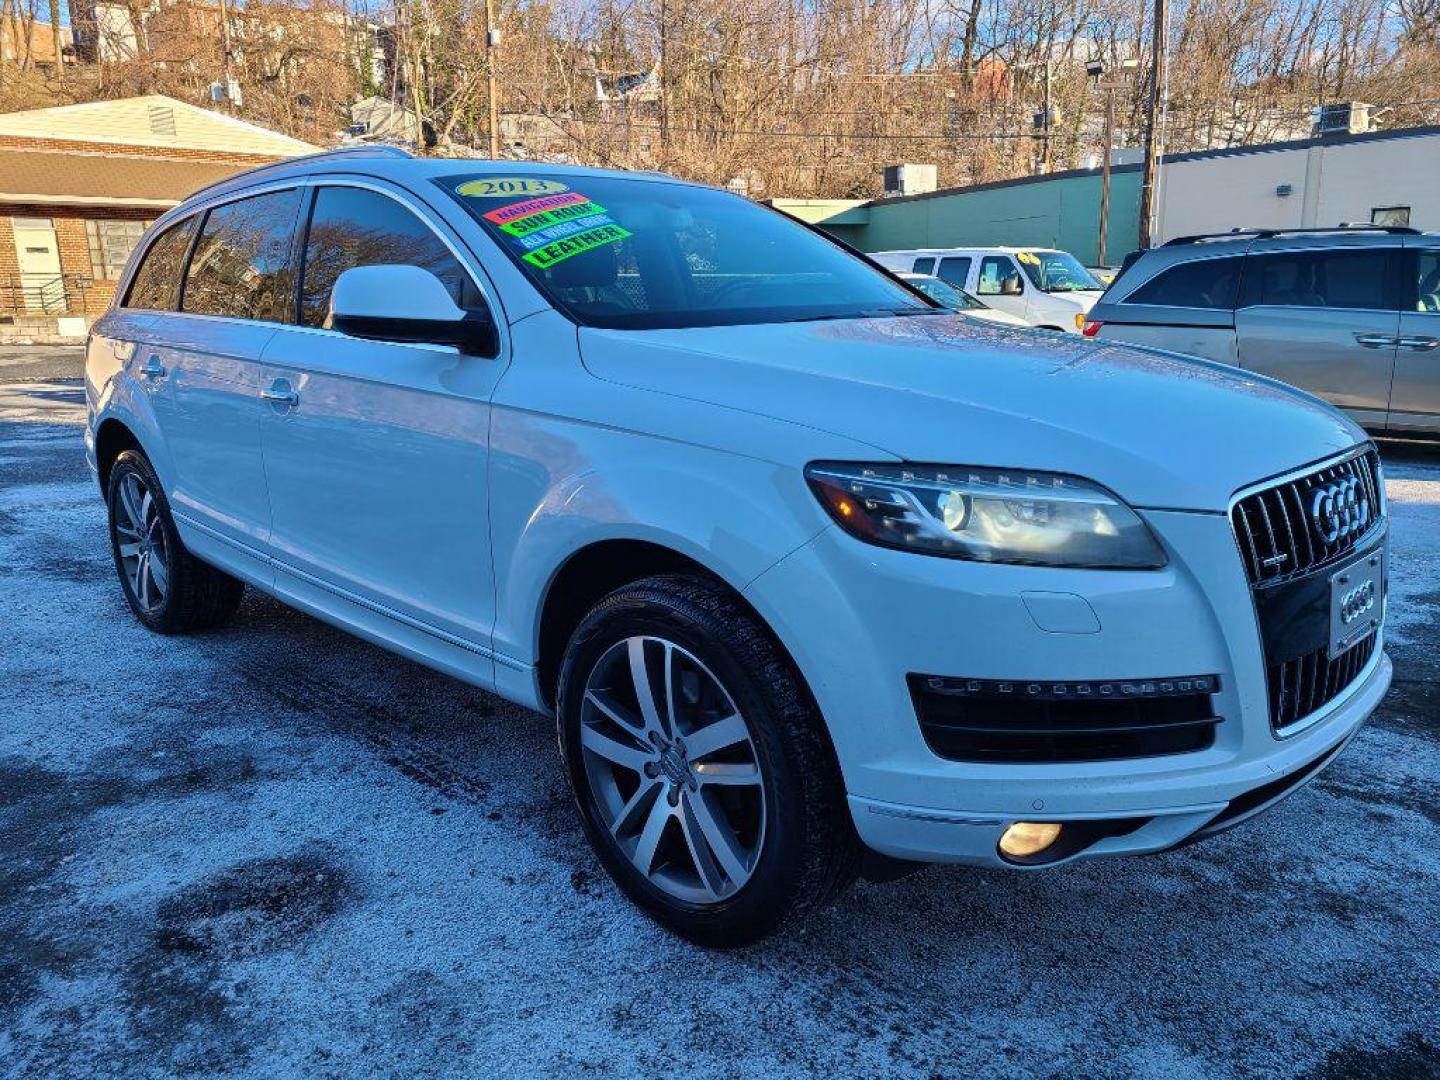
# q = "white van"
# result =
<box><xmin>872</xmin><ymin>247</ymin><xmax>1105</xmax><ymax>332</ymax></box>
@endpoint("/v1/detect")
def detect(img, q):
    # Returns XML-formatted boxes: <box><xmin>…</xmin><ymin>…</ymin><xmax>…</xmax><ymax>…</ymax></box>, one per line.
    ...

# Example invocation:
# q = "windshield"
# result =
<box><xmin>1015</xmin><ymin>250</ymin><xmax>1102</xmax><ymax>293</ymax></box>
<box><xmin>438</xmin><ymin>173</ymin><xmax>932</xmax><ymax>330</ymax></box>
<box><xmin>906</xmin><ymin>275</ymin><xmax>985</xmax><ymax>311</ymax></box>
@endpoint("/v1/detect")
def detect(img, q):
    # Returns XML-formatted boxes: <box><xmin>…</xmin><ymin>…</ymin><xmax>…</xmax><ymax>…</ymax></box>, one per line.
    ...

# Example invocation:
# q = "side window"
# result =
<box><xmin>937</xmin><ymin>256</ymin><xmax>972</xmax><ymax>288</ymax></box>
<box><xmin>182</xmin><ymin>189</ymin><xmax>302</xmax><ymax>321</ymax></box>
<box><xmin>1245</xmin><ymin>249</ymin><xmax>1394</xmax><ymax>311</ymax></box>
<box><xmin>123</xmin><ymin>216</ymin><xmax>196</xmax><ymax>311</ymax></box>
<box><xmin>1123</xmin><ymin>256</ymin><xmax>1243</xmax><ymax>310</ymax></box>
<box><xmin>1415</xmin><ymin>251</ymin><xmax>1440</xmax><ymax>313</ymax></box>
<box><xmin>299</xmin><ymin>186</ymin><xmax>481</xmax><ymax>328</ymax></box>
<box><xmin>976</xmin><ymin>255</ymin><xmax>1022</xmax><ymax>296</ymax></box>
<box><xmin>911</xmin><ymin>257</ymin><xmax>935</xmax><ymax>274</ymax></box>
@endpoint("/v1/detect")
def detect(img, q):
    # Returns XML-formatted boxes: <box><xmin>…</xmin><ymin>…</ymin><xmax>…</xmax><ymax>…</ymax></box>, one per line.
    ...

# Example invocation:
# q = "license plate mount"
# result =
<box><xmin>1328</xmin><ymin>547</ymin><xmax>1384</xmax><ymax>660</ymax></box>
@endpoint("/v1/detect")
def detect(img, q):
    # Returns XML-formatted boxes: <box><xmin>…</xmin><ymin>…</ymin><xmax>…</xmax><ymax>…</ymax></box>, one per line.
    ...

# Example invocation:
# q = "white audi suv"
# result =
<box><xmin>84</xmin><ymin>149</ymin><xmax>1391</xmax><ymax>945</ymax></box>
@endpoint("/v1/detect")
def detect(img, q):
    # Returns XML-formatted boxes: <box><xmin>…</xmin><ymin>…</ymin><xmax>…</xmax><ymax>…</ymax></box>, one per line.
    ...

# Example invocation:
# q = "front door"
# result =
<box><xmin>1389</xmin><ymin>244</ymin><xmax>1440</xmax><ymax>433</ymax></box>
<box><xmin>1235</xmin><ymin>245</ymin><xmax>1401</xmax><ymax>430</ymax></box>
<box><xmin>974</xmin><ymin>255</ymin><xmax>1028</xmax><ymax>322</ymax></box>
<box><xmin>12</xmin><ymin>217</ymin><xmax>62</xmax><ymax>312</ymax></box>
<box><xmin>258</xmin><ymin>181</ymin><xmax>507</xmax><ymax>658</ymax></box>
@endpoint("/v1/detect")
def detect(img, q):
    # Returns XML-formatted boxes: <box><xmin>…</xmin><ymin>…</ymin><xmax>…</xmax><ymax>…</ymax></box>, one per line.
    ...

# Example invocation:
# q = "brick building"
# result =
<box><xmin>0</xmin><ymin>94</ymin><xmax>317</xmax><ymax>340</ymax></box>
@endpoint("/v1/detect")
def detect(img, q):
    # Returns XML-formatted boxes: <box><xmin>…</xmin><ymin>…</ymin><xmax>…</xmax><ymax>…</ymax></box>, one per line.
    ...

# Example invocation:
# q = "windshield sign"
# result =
<box><xmin>1015</xmin><ymin>250</ymin><xmax>1102</xmax><ymax>293</ymax></box>
<box><xmin>440</xmin><ymin>174</ymin><xmax>932</xmax><ymax>330</ymax></box>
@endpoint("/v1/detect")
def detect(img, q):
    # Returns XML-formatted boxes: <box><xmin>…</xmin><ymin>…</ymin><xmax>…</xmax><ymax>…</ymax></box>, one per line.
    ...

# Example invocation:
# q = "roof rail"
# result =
<box><xmin>1163</xmin><ymin>224</ymin><xmax>1420</xmax><ymax>247</ymax></box>
<box><xmin>186</xmin><ymin>144</ymin><xmax>414</xmax><ymax>201</ymax></box>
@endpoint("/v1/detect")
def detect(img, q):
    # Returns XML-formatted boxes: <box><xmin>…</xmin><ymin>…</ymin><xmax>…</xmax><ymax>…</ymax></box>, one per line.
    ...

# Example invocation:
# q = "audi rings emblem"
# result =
<box><xmin>1311</xmin><ymin>477</ymin><xmax>1370</xmax><ymax>543</ymax></box>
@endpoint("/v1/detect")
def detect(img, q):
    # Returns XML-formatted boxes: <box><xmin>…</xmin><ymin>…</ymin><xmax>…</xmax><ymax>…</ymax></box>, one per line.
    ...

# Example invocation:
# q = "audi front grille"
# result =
<box><xmin>1233</xmin><ymin>447</ymin><xmax>1385</xmax><ymax>733</ymax></box>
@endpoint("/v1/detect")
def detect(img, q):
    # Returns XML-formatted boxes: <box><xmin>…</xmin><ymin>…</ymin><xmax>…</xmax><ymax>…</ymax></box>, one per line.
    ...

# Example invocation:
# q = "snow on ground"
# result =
<box><xmin>1</xmin><ymin>382</ymin><xmax>1437</xmax><ymax>1079</ymax></box>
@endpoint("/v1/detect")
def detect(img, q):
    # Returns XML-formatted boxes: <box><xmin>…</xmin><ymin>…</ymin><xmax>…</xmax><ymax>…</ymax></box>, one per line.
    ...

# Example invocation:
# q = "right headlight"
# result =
<box><xmin>805</xmin><ymin>462</ymin><xmax>1167</xmax><ymax>569</ymax></box>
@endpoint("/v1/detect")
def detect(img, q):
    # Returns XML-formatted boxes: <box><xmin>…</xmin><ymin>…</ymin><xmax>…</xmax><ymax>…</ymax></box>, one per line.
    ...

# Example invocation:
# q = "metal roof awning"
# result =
<box><xmin>0</xmin><ymin>149</ymin><xmax>256</xmax><ymax>209</ymax></box>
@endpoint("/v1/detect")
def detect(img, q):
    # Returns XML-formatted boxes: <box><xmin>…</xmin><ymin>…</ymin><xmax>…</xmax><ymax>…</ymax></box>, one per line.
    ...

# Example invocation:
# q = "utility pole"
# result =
<box><xmin>1041</xmin><ymin>60</ymin><xmax>1052</xmax><ymax>173</ymax></box>
<box><xmin>1099</xmin><ymin>85</ymin><xmax>1115</xmax><ymax>264</ymax></box>
<box><xmin>484</xmin><ymin>0</ymin><xmax>500</xmax><ymax>158</ymax></box>
<box><xmin>658</xmin><ymin>0</ymin><xmax>669</xmax><ymax>159</ymax></box>
<box><xmin>216</xmin><ymin>0</ymin><xmax>236</xmax><ymax>111</ymax></box>
<box><xmin>1137</xmin><ymin>0</ymin><xmax>1167</xmax><ymax>248</ymax></box>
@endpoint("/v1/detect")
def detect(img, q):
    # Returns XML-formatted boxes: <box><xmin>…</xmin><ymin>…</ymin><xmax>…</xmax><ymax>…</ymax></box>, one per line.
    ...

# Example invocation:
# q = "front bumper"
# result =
<box><xmin>741</xmin><ymin>505</ymin><xmax>1391</xmax><ymax>867</ymax></box>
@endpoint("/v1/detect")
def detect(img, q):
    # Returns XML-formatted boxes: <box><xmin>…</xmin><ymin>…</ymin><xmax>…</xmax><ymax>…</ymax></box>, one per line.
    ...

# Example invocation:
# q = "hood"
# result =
<box><xmin>967</xmin><ymin>308</ymin><xmax>1029</xmax><ymax>328</ymax></box>
<box><xmin>1049</xmin><ymin>290</ymin><xmax>1103</xmax><ymax>313</ymax></box>
<box><xmin>578</xmin><ymin>314</ymin><xmax>1366</xmax><ymax>511</ymax></box>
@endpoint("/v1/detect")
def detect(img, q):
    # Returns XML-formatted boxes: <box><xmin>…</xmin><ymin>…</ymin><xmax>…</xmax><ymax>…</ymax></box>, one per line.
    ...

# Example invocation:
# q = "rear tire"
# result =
<box><xmin>557</xmin><ymin>572</ymin><xmax>858</xmax><ymax>946</ymax></box>
<box><xmin>107</xmin><ymin>449</ymin><xmax>244</xmax><ymax>634</ymax></box>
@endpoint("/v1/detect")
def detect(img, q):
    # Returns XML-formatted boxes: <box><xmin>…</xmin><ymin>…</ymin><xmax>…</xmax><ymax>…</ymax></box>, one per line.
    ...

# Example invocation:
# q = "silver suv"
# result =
<box><xmin>1085</xmin><ymin>226</ymin><xmax>1440</xmax><ymax>434</ymax></box>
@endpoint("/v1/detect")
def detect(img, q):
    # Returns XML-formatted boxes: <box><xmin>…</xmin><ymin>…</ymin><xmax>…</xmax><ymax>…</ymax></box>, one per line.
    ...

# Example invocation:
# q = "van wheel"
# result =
<box><xmin>556</xmin><ymin>573</ymin><xmax>858</xmax><ymax>947</ymax></box>
<box><xmin>107</xmin><ymin>449</ymin><xmax>244</xmax><ymax>634</ymax></box>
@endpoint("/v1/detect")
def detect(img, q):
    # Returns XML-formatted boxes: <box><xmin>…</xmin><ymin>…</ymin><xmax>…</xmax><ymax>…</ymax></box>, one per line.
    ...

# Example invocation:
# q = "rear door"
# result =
<box><xmin>1235</xmin><ymin>244</ymin><xmax>1401</xmax><ymax>429</ymax></box>
<box><xmin>1389</xmin><ymin>242</ymin><xmax>1440</xmax><ymax>433</ymax></box>
<box><xmin>129</xmin><ymin>188</ymin><xmax>302</xmax><ymax>575</ymax></box>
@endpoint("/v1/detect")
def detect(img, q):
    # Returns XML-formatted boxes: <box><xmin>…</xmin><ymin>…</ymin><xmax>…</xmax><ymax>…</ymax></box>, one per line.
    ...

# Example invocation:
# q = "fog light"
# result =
<box><xmin>999</xmin><ymin>821</ymin><xmax>1063</xmax><ymax>859</ymax></box>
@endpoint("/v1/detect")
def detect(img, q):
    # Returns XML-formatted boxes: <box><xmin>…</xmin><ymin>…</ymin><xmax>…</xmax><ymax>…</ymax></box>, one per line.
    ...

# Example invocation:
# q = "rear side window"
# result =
<box><xmin>123</xmin><ymin>216</ymin><xmax>196</xmax><ymax>311</ymax></box>
<box><xmin>1123</xmin><ymin>256</ymin><xmax>1243</xmax><ymax>310</ymax></box>
<box><xmin>912</xmin><ymin>256</ymin><xmax>935</xmax><ymax>274</ymax></box>
<box><xmin>937</xmin><ymin>256</ymin><xmax>972</xmax><ymax>287</ymax></box>
<box><xmin>182</xmin><ymin>189</ymin><xmax>302</xmax><ymax>322</ymax></box>
<box><xmin>298</xmin><ymin>186</ymin><xmax>481</xmax><ymax>328</ymax></box>
<box><xmin>1243</xmin><ymin>249</ymin><xmax>1395</xmax><ymax>311</ymax></box>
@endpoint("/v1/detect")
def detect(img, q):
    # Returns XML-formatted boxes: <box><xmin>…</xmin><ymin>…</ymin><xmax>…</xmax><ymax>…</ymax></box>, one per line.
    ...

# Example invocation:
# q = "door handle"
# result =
<box><xmin>139</xmin><ymin>355</ymin><xmax>166</xmax><ymax>379</ymax></box>
<box><xmin>1397</xmin><ymin>335</ymin><xmax>1440</xmax><ymax>351</ymax></box>
<box><xmin>1353</xmin><ymin>333</ymin><xmax>1395</xmax><ymax>349</ymax></box>
<box><xmin>261</xmin><ymin>380</ymin><xmax>299</xmax><ymax>408</ymax></box>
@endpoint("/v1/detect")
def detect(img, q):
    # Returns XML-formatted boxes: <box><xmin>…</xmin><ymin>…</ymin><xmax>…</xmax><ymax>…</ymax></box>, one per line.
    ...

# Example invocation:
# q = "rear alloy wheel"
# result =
<box><xmin>106</xmin><ymin>449</ymin><xmax>245</xmax><ymax>634</ymax></box>
<box><xmin>557</xmin><ymin>573</ymin><xmax>857</xmax><ymax>946</ymax></box>
<box><xmin>580</xmin><ymin>635</ymin><xmax>765</xmax><ymax>904</ymax></box>
<box><xmin>113</xmin><ymin>469</ymin><xmax>170</xmax><ymax>614</ymax></box>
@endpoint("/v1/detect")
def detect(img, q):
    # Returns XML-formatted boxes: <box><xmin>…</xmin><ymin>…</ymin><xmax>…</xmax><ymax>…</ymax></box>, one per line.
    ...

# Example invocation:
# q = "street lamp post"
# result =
<box><xmin>1087</xmin><ymin>58</ymin><xmax>1136</xmax><ymax>266</ymax></box>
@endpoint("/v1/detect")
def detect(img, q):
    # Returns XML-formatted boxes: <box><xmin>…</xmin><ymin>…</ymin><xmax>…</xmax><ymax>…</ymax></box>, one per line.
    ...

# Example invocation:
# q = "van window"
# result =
<box><xmin>182</xmin><ymin>189</ymin><xmax>302</xmax><ymax>321</ymax></box>
<box><xmin>912</xmin><ymin>257</ymin><xmax>935</xmax><ymax>274</ymax></box>
<box><xmin>123</xmin><ymin>216</ymin><xmax>196</xmax><ymax>311</ymax></box>
<box><xmin>976</xmin><ymin>256</ymin><xmax>1023</xmax><ymax>296</ymax></box>
<box><xmin>1123</xmin><ymin>256</ymin><xmax>1242</xmax><ymax>310</ymax></box>
<box><xmin>936</xmin><ymin>256</ymin><xmax>972</xmax><ymax>288</ymax></box>
<box><xmin>298</xmin><ymin>186</ymin><xmax>482</xmax><ymax>328</ymax></box>
<box><xmin>1243</xmin><ymin>249</ymin><xmax>1395</xmax><ymax>311</ymax></box>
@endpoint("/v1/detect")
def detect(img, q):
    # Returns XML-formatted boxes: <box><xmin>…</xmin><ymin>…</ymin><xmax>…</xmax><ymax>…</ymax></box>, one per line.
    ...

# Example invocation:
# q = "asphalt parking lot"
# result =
<box><xmin>2</xmin><ymin>353</ymin><xmax>1438</xmax><ymax>1079</ymax></box>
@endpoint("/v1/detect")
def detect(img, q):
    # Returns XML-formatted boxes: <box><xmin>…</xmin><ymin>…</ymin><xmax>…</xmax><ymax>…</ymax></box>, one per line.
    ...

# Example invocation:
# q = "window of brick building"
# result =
<box><xmin>85</xmin><ymin>220</ymin><xmax>148</xmax><ymax>280</ymax></box>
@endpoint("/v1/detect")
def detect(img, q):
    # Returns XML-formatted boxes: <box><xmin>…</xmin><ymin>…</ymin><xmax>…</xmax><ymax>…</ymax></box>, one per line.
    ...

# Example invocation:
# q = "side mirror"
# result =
<box><xmin>328</xmin><ymin>264</ymin><xmax>497</xmax><ymax>356</ymax></box>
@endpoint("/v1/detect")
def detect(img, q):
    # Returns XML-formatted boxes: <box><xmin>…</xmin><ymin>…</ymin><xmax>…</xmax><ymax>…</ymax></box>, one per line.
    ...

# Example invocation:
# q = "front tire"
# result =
<box><xmin>557</xmin><ymin>573</ymin><xmax>857</xmax><ymax>946</ymax></box>
<box><xmin>107</xmin><ymin>449</ymin><xmax>244</xmax><ymax>634</ymax></box>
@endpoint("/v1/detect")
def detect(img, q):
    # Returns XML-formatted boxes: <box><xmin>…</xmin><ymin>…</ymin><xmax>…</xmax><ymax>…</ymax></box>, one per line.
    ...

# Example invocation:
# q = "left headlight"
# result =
<box><xmin>805</xmin><ymin>462</ymin><xmax>1167</xmax><ymax>569</ymax></box>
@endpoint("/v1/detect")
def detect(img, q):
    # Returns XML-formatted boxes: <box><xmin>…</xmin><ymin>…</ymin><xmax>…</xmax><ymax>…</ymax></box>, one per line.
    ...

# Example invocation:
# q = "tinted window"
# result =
<box><xmin>976</xmin><ymin>256</ymin><xmax>1022</xmax><ymax>296</ymax></box>
<box><xmin>1246</xmin><ymin>249</ymin><xmax>1394</xmax><ymax>311</ymax></box>
<box><xmin>299</xmin><ymin>186</ymin><xmax>482</xmax><ymax>328</ymax></box>
<box><xmin>439</xmin><ymin>174</ymin><xmax>928</xmax><ymax>330</ymax></box>
<box><xmin>937</xmin><ymin>256</ymin><xmax>971</xmax><ymax>287</ymax></box>
<box><xmin>912</xmin><ymin>257</ymin><xmax>936</xmax><ymax>274</ymax></box>
<box><xmin>182</xmin><ymin>189</ymin><xmax>302</xmax><ymax>321</ymax></box>
<box><xmin>1124</xmin><ymin>256</ymin><xmax>1242</xmax><ymax>310</ymax></box>
<box><xmin>123</xmin><ymin>217</ymin><xmax>196</xmax><ymax>310</ymax></box>
<box><xmin>1416</xmin><ymin>252</ymin><xmax>1440</xmax><ymax>313</ymax></box>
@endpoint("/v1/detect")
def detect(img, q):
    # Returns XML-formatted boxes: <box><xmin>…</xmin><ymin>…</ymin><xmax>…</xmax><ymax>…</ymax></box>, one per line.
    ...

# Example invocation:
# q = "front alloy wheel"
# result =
<box><xmin>557</xmin><ymin>573</ymin><xmax>858</xmax><ymax>947</ymax></box>
<box><xmin>580</xmin><ymin>636</ymin><xmax>765</xmax><ymax>904</ymax></box>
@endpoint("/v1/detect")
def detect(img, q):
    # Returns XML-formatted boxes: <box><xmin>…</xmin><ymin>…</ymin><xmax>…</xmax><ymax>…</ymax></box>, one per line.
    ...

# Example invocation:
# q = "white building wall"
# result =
<box><xmin>1155</xmin><ymin>130</ymin><xmax>1440</xmax><ymax>241</ymax></box>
